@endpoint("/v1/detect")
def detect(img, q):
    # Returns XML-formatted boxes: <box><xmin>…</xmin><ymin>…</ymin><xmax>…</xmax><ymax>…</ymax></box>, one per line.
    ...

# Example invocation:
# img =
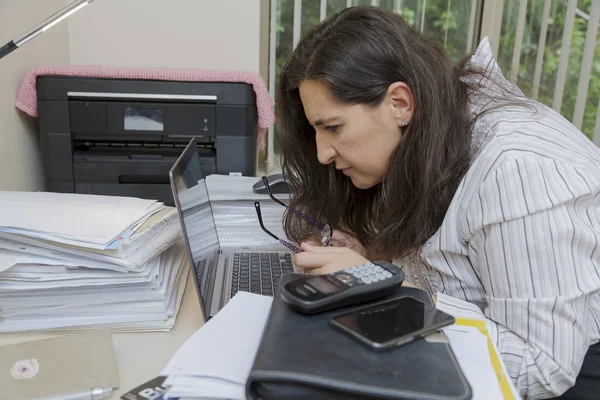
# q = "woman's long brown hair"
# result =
<box><xmin>277</xmin><ymin>6</ymin><xmax>483</xmax><ymax>258</ymax></box>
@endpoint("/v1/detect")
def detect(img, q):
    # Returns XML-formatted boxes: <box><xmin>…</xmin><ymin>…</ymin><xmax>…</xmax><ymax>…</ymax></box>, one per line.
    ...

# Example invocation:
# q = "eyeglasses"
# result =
<box><xmin>254</xmin><ymin>176</ymin><xmax>333</xmax><ymax>253</ymax></box>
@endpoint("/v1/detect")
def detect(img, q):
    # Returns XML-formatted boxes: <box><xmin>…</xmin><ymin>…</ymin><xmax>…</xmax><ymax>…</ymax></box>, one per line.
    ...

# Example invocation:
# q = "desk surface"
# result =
<box><xmin>0</xmin><ymin>270</ymin><xmax>204</xmax><ymax>399</ymax></box>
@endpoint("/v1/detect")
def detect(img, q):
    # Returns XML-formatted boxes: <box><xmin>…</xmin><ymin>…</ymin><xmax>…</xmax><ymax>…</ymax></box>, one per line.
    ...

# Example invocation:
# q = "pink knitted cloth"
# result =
<box><xmin>15</xmin><ymin>66</ymin><xmax>275</xmax><ymax>149</ymax></box>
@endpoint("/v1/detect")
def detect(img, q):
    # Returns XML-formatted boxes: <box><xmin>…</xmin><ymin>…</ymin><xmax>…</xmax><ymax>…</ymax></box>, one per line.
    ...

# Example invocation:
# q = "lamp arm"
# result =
<box><xmin>0</xmin><ymin>0</ymin><xmax>95</xmax><ymax>61</ymax></box>
<box><xmin>0</xmin><ymin>41</ymin><xmax>17</xmax><ymax>60</ymax></box>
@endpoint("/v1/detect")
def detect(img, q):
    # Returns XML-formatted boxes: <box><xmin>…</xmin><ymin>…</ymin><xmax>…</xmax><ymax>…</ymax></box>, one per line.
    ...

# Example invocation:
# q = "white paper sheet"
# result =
<box><xmin>443</xmin><ymin>325</ymin><xmax>506</xmax><ymax>400</ymax></box>
<box><xmin>205</xmin><ymin>175</ymin><xmax>281</xmax><ymax>202</ymax></box>
<box><xmin>161</xmin><ymin>292</ymin><xmax>273</xmax><ymax>399</ymax></box>
<box><xmin>0</xmin><ymin>216</ymin><xmax>181</xmax><ymax>272</ymax></box>
<box><xmin>0</xmin><ymin>191</ymin><xmax>163</xmax><ymax>247</ymax></box>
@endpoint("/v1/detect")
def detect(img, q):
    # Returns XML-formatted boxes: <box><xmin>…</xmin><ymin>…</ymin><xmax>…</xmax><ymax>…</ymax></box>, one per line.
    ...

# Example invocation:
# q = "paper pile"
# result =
<box><xmin>0</xmin><ymin>191</ymin><xmax>188</xmax><ymax>333</ymax></box>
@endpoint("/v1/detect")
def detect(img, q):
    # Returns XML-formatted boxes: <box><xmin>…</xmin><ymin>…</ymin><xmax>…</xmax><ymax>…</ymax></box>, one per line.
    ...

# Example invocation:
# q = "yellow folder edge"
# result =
<box><xmin>455</xmin><ymin>318</ymin><xmax>515</xmax><ymax>400</ymax></box>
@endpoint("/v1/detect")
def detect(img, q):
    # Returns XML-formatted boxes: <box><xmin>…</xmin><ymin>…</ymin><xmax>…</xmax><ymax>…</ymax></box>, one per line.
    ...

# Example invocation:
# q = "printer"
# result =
<box><xmin>37</xmin><ymin>76</ymin><xmax>258</xmax><ymax>205</ymax></box>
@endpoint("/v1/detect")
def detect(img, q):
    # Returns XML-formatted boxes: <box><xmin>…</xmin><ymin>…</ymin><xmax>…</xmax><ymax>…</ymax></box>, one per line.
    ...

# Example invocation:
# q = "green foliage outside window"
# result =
<box><xmin>498</xmin><ymin>0</ymin><xmax>598</xmax><ymax>139</ymax></box>
<box><xmin>274</xmin><ymin>0</ymin><xmax>598</xmax><ymax>139</ymax></box>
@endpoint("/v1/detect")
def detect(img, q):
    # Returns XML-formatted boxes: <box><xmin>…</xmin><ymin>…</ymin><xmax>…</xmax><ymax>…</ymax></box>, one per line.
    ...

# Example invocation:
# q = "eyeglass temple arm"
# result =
<box><xmin>262</xmin><ymin>176</ymin><xmax>288</xmax><ymax>208</ymax></box>
<box><xmin>254</xmin><ymin>201</ymin><xmax>280</xmax><ymax>241</ymax></box>
<box><xmin>262</xmin><ymin>176</ymin><xmax>328</xmax><ymax>232</ymax></box>
<box><xmin>255</xmin><ymin>202</ymin><xmax>302</xmax><ymax>253</ymax></box>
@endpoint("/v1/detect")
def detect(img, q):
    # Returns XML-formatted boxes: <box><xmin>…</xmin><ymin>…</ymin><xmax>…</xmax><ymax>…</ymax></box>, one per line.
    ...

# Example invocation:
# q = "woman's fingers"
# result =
<box><xmin>327</xmin><ymin>231</ymin><xmax>367</xmax><ymax>256</ymax></box>
<box><xmin>300</xmin><ymin>242</ymin><xmax>348</xmax><ymax>253</ymax></box>
<box><xmin>293</xmin><ymin>243</ymin><xmax>369</xmax><ymax>275</ymax></box>
<box><xmin>303</xmin><ymin>239</ymin><xmax>323</xmax><ymax>247</ymax></box>
<box><xmin>307</xmin><ymin>265</ymin><xmax>340</xmax><ymax>275</ymax></box>
<box><xmin>294</xmin><ymin>251</ymin><xmax>339</xmax><ymax>268</ymax></box>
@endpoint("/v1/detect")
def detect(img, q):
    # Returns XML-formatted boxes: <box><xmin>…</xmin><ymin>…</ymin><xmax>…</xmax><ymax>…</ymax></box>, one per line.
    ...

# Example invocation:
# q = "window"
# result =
<box><xmin>266</xmin><ymin>0</ymin><xmax>484</xmax><ymax>172</ymax></box>
<box><xmin>265</xmin><ymin>0</ymin><xmax>600</xmax><ymax>172</ymax></box>
<box><xmin>492</xmin><ymin>0</ymin><xmax>600</xmax><ymax>142</ymax></box>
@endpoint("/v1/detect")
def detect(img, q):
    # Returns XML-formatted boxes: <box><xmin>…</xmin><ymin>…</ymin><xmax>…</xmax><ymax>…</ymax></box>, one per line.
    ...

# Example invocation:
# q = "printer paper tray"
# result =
<box><xmin>71</xmin><ymin>146</ymin><xmax>215</xmax><ymax>205</ymax></box>
<box><xmin>73</xmin><ymin>146</ymin><xmax>216</xmax><ymax>183</ymax></box>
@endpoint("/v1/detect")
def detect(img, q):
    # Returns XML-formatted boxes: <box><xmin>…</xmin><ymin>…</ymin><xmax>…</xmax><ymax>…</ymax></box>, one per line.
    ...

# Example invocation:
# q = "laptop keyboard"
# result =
<box><xmin>231</xmin><ymin>252</ymin><xmax>294</xmax><ymax>297</ymax></box>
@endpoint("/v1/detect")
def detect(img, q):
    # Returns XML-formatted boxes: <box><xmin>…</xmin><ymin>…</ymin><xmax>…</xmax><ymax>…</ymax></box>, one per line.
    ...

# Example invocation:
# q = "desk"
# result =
<box><xmin>0</xmin><ymin>269</ymin><xmax>204</xmax><ymax>399</ymax></box>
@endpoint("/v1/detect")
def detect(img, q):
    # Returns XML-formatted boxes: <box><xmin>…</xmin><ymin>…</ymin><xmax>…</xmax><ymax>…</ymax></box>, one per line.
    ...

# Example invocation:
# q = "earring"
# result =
<box><xmin>401</xmin><ymin>120</ymin><xmax>409</xmax><ymax>127</ymax></box>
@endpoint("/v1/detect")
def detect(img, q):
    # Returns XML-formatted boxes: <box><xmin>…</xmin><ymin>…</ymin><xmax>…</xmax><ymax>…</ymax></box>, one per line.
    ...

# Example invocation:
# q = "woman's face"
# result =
<box><xmin>299</xmin><ymin>80</ymin><xmax>412</xmax><ymax>189</ymax></box>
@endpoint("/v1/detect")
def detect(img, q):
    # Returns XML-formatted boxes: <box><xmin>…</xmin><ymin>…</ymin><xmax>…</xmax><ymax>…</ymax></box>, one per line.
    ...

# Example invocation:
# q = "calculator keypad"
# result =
<box><xmin>335</xmin><ymin>262</ymin><xmax>395</xmax><ymax>286</ymax></box>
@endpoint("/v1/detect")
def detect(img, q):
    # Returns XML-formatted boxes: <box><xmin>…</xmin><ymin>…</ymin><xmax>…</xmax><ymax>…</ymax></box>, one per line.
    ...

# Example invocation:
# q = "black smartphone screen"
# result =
<box><xmin>331</xmin><ymin>297</ymin><xmax>454</xmax><ymax>345</ymax></box>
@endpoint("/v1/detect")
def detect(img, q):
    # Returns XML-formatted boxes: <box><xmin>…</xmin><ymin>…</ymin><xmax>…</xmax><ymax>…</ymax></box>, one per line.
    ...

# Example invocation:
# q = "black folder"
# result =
<box><xmin>246</xmin><ymin>274</ymin><xmax>472</xmax><ymax>400</ymax></box>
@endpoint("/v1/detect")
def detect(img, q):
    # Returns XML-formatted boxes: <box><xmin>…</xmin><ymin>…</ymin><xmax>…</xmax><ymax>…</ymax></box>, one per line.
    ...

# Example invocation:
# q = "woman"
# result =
<box><xmin>277</xmin><ymin>6</ymin><xmax>600</xmax><ymax>400</ymax></box>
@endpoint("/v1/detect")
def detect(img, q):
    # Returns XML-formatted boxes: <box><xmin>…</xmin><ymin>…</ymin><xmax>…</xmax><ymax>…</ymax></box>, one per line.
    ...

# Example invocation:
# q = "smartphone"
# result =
<box><xmin>330</xmin><ymin>296</ymin><xmax>455</xmax><ymax>351</ymax></box>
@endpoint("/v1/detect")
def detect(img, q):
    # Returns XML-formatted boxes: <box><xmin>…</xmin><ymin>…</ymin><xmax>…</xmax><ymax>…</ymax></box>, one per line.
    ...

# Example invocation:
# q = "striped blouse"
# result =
<box><xmin>397</xmin><ymin>38</ymin><xmax>600</xmax><ymax>399</ymax></box>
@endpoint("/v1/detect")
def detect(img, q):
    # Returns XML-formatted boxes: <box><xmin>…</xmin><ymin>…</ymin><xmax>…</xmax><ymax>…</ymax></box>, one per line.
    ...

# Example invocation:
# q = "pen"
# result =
<box><xmin>34</xmin><ymin>386</ymin><xmax>113</xmax><ymax>400</ymax></box>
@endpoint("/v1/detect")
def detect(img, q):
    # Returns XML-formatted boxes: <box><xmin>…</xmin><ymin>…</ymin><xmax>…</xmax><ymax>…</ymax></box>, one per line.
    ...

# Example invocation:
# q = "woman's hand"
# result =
<box><xmin>303</xmin><ymin>230</ymin><xmax>368</xmax><ymax>257</ymax></box>
<box><xmin>294</xmin><ymin>242</ymin><xmax>369</xmax><ymax>275</ymax></box>
<box><xmin>329</xmin><ymin>230</ymin><xmax>367</xmax><ymax>257</ymax></box>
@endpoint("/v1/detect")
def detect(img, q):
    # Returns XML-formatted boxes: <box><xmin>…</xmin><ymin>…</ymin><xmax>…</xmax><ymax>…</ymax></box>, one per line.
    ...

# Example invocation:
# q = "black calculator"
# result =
<box><xmin>280</xmin><ymin>261</ymin><xmax>405</xmax><ymax>314</ymax></box>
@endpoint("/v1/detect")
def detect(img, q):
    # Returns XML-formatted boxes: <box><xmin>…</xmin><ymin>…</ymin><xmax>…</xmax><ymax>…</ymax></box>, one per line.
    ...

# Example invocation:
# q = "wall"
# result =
<box><xmin>68</xmin><ymin>0</ymin><xmax>262</xmax><ymax>73</ymax></box>
<box><xmin>0</xmin><ymin>0</ymin><xmax>264</xmax><ymax>191</ymax></box>
<box><xmin>0</xmin><ymin>0</ymin><xmax>71</xmax><ymax>191</ymax></box>
<box><xmin>259</xmin><ymin>0</ymin><xmax>270</xmax><ymax>83</ymax></box>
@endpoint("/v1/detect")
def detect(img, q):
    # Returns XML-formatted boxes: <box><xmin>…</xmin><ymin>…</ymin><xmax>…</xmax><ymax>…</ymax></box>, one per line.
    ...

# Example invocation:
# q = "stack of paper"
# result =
<box><xmin>0</xmin><ymin>191</ymin><xmax>164</xmax><ymax>249</ymax></box>
<box><xmin>0</xmin><ymin>192</ymin><xmax>188</xmax><ymax>333</ymax></box>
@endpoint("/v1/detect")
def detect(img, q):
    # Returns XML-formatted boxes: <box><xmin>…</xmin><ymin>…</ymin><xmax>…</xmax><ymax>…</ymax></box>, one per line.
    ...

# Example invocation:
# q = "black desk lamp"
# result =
<box><xmin>0</xmin><ymin>0</ymin><xmax>95</xmax><ymax>60</ymax></box>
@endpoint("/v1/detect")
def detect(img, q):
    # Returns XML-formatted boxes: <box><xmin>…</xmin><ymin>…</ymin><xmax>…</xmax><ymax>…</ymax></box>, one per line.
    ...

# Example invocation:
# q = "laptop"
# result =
<box><xmin>169</xmin><ymin>138</ymin><xmax>298</xmax><ymax>319</ymax></box>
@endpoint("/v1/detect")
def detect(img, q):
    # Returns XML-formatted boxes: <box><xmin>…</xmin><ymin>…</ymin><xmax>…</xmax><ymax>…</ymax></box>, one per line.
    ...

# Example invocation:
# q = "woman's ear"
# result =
<box><xmin>386</xmin><ymin>82</ymin><xmax>414</xmax><ymax>128</ymax></box>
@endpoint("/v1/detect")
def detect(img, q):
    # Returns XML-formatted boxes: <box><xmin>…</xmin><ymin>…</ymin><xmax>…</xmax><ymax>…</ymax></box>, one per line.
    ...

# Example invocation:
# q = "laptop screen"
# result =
<box><xmin>169</xmin><ymin>139</ymin><xmax>220</xmax><ymax>320</ymax></box>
